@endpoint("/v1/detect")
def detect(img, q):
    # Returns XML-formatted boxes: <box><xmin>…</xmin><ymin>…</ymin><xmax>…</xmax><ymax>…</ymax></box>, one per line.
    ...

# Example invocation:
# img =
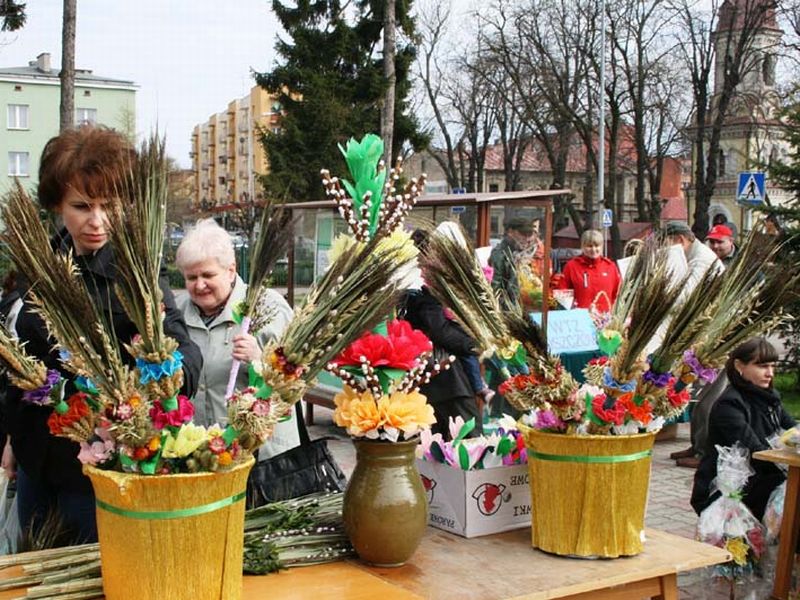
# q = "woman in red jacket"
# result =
<box><xmin>558</xmin><ymin>230</ymin><xmax>621</xmax><ymax>312</ymax></box>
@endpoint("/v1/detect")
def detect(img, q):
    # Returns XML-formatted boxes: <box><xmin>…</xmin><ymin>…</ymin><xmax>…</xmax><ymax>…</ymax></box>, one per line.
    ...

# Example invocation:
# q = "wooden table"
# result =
<box><xmin>0</xmin><ymin>526</ymin><xmax>728</xmax><ymax>599</ymax></box>
<box><xmin>754</xmin><ymin>448</ymin><xmax>800</xmax><ymax>600</ymax></box>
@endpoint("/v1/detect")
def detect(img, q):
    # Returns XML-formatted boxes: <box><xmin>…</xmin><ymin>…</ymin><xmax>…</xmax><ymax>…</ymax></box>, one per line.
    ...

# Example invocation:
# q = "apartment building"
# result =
<box><xmin>190</xmin><ymin>85</ymin><xmax>281</xmax><ymax>210</ymax></box>
<box><xmin>1</xmin><ymin>52</ymin><xmax>136</xmax><ymax>191</ymax></box>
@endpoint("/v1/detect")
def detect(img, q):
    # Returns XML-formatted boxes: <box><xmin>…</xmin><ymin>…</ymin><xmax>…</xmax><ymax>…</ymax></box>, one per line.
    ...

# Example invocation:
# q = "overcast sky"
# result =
<box><xmin>0</xmin><ymin>0</ymin><xmax>282</xmax><ymax>167</ymax></box>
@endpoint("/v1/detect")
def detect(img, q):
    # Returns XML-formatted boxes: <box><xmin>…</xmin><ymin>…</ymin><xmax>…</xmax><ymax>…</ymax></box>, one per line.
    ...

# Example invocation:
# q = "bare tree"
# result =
<box><xmin>381</xmin><ymin>0</ymin><xmax>396</xmax><ymax>167</ymax></box>
<box><xmin>415</xmin><ymin>0</ymin><xmax>498</xmax><ymax>192</ymax></box>
<box><xmin>481</xmin><ymin>0</ymin><xmax>595</xmax><ymax>231</ymax></box>
<box><xmin>415</xmin><ymin>0</ymin><xmax>461</xmax><ymax>191</ymax></box>
<box><xmin>59</xmin><ymin>0</ymin><xmax>76</xmax><ymax>132</ymax></box>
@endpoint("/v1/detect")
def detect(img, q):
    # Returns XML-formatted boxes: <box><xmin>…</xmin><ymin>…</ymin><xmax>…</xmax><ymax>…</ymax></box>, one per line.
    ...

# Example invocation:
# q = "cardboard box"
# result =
<box><xmin>417</xmin><ymin>459</ymin><xmax>531</xmax><ymax>538</ymax></box>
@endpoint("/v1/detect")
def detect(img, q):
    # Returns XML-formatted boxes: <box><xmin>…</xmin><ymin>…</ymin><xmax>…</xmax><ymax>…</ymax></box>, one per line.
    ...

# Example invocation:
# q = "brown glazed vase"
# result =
<box><xmin>343</xmin><ymin>438</ymin><xmax>427</xmax><ymax>567</ymax></box>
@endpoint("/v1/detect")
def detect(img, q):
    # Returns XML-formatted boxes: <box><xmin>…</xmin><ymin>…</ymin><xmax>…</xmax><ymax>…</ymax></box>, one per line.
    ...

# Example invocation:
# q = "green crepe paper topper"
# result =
<box><xmin>458</xmin><ymin>444</ymin><xmax>471</xmax><ymax>470</ymax></box>
<box><xmin>248</xmin><ymin>363</ymin><xmax>273</xmax><ymax>400</ymax></box>
<box><xmin>597</xmin><ymin>328</ymin><xmax>623</xmax><ymax>357</ymax></box>
<box><xmin>495</xmin><ymin>436</ymin><xmax>513</xmax><ymax>457</ymax></box>
<box><xmin>162</xmin><ymin>394</ymin><xmax>179</xmax><ymax>412</ymax></box>
<box><xmin>338</xmin><ymin>134</ymin><xmax>387</xmax><ymax>237</ymax></box>
<box><xmin>429</xmin><ymin>441</ymin><xmax>446</xmax><ymax>464</ymax></box>
<box><xmin>231</xmin><ymin>301</ymin><xmax>246</xmax><ymax>326</ymax></box>
<box><xmin>453</xmin><ymin>417</ymin><xmax>476</xmax><ymax>444</ymax></box>
<box><xmin>222</xmin><ymin>425</ymin><xmax>239</xmax><ymax>446</ymax></box>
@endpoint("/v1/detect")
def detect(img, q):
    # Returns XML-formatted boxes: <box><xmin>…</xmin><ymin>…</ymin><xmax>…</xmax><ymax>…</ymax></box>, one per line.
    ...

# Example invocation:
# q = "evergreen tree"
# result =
<box><xmin>256</xmin><ymin>0</ymin><xmax>426</xmax><ymax>202</ymax></box>
<box><xmin>1</xmin><ymin>0</ymin><xmax>26</xmax><ymax>31</ymax></box>
<box><xmin>766</xmin><ymin>100</ymin><xmax>800</xmax><ymax>377</ymax></box>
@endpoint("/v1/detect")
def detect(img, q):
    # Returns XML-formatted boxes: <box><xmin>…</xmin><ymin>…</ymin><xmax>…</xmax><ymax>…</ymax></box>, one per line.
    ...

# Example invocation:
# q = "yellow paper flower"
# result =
<box><xmin>161</xmin><ymin>423</ymin><xmax>209</xmax><ymax>459</ymax></box>
<box><xmin>334</xmin><ymin>386</ymin><xmax>382</xmax><ymax>436</ymax></box>
<box><xmin>498</xmin><ymin>341</ymin><xmax>521</xmax><ymax>361</ymax></box>
<box><xmin>725</xmin><ymin>536</ymin><xmax>750</xmax><ymax>566</ymax></box>
<box><xmin>379</xmin><ymin>391</ymin><xmax>436</xmax><ymax>434</ymax></box>
<box><xmin>334</xmin><ymin>386</ymin><xmax>435</xmax><ymax>437</ymax></box>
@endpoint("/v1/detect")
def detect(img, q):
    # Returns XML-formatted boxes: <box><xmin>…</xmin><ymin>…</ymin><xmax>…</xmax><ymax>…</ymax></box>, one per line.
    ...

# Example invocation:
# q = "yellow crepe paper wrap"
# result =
<box><xmin>519</xmin><ymin>424</ymin><xmax>654</xmax><ymax>558</ymax></box>
<box><xmin>84</xmin><ymin>456</ymin><xmax>253</xmax><ymax>600</ymax></box>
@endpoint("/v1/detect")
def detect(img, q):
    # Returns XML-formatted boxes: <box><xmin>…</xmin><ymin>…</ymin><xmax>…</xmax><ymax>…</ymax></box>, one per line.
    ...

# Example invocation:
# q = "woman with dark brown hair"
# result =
<box><xmin>2</xmin><ymin>126</ymin><xmax>202</xmax><ymax>544</ymax></box>
<box><xmin>691</xmin><ymin>337</ymin><xmax>795</xmax><ymax>521</ymax></box>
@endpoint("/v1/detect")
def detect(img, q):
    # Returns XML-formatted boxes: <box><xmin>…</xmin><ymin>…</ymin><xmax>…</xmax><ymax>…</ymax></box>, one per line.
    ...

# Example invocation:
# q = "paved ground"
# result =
<box><xmin>307</xmin><ymin>409</ymin><xmax>793</xmax><ymax>599</ymax></box>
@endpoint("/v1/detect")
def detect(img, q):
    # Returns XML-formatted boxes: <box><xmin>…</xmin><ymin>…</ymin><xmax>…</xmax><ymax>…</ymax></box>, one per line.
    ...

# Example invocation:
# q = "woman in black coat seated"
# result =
<box><xmin>691</xmin><ymin>337</ymin><xmax>795</xmax><ymax>521</ymax></box>
<box><xmin>2</xmin><ymin>126</ymin><xmax>202</xmax><ymax>544</ymax></box>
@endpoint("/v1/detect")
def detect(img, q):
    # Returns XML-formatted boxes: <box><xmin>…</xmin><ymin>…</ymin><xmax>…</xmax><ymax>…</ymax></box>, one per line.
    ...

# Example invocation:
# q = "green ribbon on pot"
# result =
<box><xmin>528</xmin><ymin>449</ymin><xmax>652</xmax><ymax>464</ymax></box>
<box><xmin>95</xmin><ymin>491</ymin><xmax>246</xmax><ymax>521</ymax></box>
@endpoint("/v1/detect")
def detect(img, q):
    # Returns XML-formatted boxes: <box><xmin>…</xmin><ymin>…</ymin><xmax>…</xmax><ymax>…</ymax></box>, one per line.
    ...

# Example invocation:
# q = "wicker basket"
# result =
<box><xmin>519</xmin><ymin>424</ymin><xmax>654</xmax><ymax>558</ymax></box>
<box><xmin>84</xmin><ymin>457</ymin><xmax>254</xmax><ymax>600</ymax></box>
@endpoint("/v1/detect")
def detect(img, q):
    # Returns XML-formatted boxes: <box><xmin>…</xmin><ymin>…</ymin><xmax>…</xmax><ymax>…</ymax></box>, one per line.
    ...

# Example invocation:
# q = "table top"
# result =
<box><xmin>0</xmin><ymin>527</ymin><xmax>728</xmax><ymax>600</ymax></box>
<box><xmin>754</xmin><ymin>448</ymin><xmax>800</xmax><ymax>468</ymax></box>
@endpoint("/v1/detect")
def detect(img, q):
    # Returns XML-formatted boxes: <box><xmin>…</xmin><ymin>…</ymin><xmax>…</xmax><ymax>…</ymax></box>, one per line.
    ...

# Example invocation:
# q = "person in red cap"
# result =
<box><xmin>706</xmin><ymin>224</ymin><xmax>736</xmax><ymax>267</ymax></box>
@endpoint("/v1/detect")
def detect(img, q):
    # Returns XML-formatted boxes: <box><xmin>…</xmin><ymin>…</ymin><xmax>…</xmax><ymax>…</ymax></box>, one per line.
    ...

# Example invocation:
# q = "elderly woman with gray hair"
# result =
<box><xmin>175</xmin><ymin>219</ymin><xmax>293</xmax><ymax>438</ymax></box>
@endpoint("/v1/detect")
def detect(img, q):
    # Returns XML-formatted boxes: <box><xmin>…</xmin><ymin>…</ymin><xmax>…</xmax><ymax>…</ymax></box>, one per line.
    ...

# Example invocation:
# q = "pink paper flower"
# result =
<box><xmin>149</xmin><ymin>395</ymin><xmax>195</xmax><ymax>430</ymax></box>
<box><xmin>252</xmin><ymin>399</ymin><xmax>270</xmax><ymax>416</ymax></box>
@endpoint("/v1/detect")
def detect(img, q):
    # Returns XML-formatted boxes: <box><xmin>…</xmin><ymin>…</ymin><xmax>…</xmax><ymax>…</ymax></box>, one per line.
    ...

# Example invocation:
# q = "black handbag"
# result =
<box><xmin>245</xmin><ymin>403</ymin><xmax>348</xmax><ymax>508</ymax></box>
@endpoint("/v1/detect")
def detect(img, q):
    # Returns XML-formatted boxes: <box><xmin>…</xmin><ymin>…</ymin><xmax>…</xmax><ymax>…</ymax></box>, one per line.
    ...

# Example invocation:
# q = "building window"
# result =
<box><xmin>7</xmin><ymin>104</ymin><xmax>29</xmax><ymax>129</ymax></box>
<box><xmin>8</xmin><ymin>152</ymin><xmax>30</xmax><ymax>177</ymax></box>
<box><xmin>75</xmin><ymin>108</ymin><xmax>97</xmax><ymax>125</ymax></box>
<box><xmin>718</xmin><ymin>149</ymin><xmax>726</xmax><ymax>177</ymax></box>
<box><xmin>489</xmin><ymin>183</ymin><xmax>499</xmax><ymax>193</ymax></box>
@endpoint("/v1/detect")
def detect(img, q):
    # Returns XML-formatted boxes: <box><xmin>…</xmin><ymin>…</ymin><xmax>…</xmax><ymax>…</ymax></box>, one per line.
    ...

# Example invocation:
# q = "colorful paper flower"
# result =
<box><xmin>334</xmin><ymin>319</ymin><xmax>431</xmax><ymax>371</ymax></box>
<box><xmin>22</xmin><ymin>369</ymin><xmax>62</xmax><ymax>405</ymax></box>
<box><xmin>162</xmin><ymin>424</ymin><xmax>209</xmax><ymax>459</ymax></box>
<box><xmin>725</xmin><ymin>537</ymin><xmax>750</xmax><ymax>566</ymax></box>
<box><xmin>333</xmin><ymin>386</ymin><xmax>435</xmax><ymax>440</ymax></box>
<box><xmin>149</xmin><ymin>395</ymin><xmax>195</xmax><ymax>430</ymax></box>
<box><xmin>47</xmin><ymin>393</ymin><xmax>91</xmax><ymax>435</ymax></box>
<box><xmin>591</xmin><ymin>393</ymin><xmax>627</xmax><ymax>426</ymax></box>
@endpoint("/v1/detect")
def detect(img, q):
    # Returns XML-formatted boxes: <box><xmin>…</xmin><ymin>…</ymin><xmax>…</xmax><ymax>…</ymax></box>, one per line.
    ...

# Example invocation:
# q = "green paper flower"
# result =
<box><xmin>597</xmin><ymin>328</ymin><xmax>623</xmax><ymax>357</ymax></box>
<box><xmin>338</xmin><ymin>134</ymin><xmax>387</xmax><ymax>236</ymax></box>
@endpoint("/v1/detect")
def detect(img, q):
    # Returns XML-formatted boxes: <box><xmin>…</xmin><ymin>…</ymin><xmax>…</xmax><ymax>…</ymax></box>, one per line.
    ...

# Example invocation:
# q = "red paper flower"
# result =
<box><xmin>666</xmin><ymin>381</ymin><xmax>690</xmax><ymax>409</ymax></box>
<box><xmin>149</xmin><ymin>395</ymin><xmax>195</xmax><ymax>430</ymax></box>
<box><xmin>591</xmin><ymin>393</ymin><xmax>626</xmax><ymax>426</ymax></box>
<box><xmin>334</xmin><ymin>319</ymin><xmax>432</xmax><ymax>371</ymax></box>
<box><xmin>47</xmin><ymin>393</ymin><xmax>91</xmax><ymax>435</ymax></box>
<box><xmin>620</xmin><ymin>394</ymin><xmax>653</xmax><ymax>425</ymax></box>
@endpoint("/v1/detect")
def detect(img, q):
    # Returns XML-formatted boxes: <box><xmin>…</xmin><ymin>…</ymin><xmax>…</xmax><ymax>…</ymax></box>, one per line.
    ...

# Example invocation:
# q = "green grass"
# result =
<box><xmin>776</xmin><ymin>371</ymin><xmax>800</xmax><ymax>419</ymax></box>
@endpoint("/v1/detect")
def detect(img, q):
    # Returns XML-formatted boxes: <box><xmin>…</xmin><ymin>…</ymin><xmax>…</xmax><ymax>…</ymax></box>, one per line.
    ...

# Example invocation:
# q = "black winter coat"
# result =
<box><xmin>400</xmin><ymin>289</ymin><xmax>481</xmax><ymax>438</ymax></box>
<box><xmin>691</xmin><ymin>381</ymin><xmax>795</xmax><ymax>520</ymax></box>
<box><xmin>4</xmin><ymin>231</ymin><xmax>202</xmax><ymax>492</ymax></box>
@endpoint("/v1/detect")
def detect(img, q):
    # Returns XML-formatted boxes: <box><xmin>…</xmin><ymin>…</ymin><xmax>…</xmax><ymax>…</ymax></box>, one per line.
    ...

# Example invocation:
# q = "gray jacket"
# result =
<box><xmin>176</xmin><ymin>275</ymin><xmax>293</xmax><ymax>427</ymax></box>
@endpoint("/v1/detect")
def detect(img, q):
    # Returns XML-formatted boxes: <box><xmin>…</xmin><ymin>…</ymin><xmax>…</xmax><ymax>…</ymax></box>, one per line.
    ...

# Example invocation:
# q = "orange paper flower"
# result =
<box><xmin>334</xmin><ymin>386</ymin><xmax>435</xmax><ymax>439</ymax></box>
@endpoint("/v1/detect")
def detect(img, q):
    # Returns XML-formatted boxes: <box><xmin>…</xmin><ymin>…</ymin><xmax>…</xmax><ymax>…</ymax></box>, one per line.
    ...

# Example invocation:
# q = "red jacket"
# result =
<box><xmin>557</xmin><ymin>255</ymin><xmax>621</xmax><ymax>311</ymax></box>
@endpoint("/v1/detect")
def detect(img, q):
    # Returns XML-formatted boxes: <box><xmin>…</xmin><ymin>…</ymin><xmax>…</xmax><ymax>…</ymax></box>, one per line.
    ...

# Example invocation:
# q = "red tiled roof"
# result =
<box><xmin>483</xmin><ymin>127</ymin><xmax>639</xmax><ymax>174</ymax></box>
<box><xmin>553</xmin><ymin>222</ymin><xmax>652</xmax><ymax>248</ymax></box>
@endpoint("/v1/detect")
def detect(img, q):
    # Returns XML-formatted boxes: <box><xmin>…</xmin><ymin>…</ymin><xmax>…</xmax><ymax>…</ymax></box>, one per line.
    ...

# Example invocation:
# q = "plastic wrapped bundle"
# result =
<box><xmin>762</xmin><ymin>481</ymin><xmax>786</xmax><ymax>544</ymax></box>
<box><xmin>696</xmin><ymin>444</ymin><xmax>767</xmax><ymax>581</ymax></box>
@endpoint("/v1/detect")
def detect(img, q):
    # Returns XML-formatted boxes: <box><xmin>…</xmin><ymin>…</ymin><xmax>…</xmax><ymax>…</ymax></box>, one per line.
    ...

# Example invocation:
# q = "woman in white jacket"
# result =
<box><xmin>175</xmin><ymin>220</ymin><xmax>295</xmax><ymax>455</ymax></box>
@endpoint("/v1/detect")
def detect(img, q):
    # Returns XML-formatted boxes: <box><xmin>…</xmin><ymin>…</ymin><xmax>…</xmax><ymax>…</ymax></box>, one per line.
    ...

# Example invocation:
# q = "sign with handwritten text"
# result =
<box><xmin>531</xmin><ymin>309</ymin><xmax>598</xmax><ymax>355</ymax></box>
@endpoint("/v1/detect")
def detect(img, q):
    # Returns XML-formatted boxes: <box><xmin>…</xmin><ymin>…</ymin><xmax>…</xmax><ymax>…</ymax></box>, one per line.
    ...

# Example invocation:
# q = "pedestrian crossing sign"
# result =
<box><xmin>736</xmin><ymin>171</ymin><xmax>766</xmax><ymax>205</ymax></box>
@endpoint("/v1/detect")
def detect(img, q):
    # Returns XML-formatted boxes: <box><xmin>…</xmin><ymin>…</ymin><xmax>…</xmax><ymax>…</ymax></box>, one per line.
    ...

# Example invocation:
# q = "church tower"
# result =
<box><xmin>691</xmin><ymin>0</ymin><xmax>789</xmax><ymax>232</ymax></box>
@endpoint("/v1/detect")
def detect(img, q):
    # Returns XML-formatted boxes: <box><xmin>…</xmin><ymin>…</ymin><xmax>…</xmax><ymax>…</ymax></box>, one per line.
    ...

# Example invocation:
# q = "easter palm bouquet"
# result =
<box><xmin>313</xmin><ymin>134</ymin><xmax>444</xmax><ymax>441</ymax></box>
<box><xmin>1</xmin><ymin>134</ymin><xmax>421</xmax><ymax>474</ymax></box>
